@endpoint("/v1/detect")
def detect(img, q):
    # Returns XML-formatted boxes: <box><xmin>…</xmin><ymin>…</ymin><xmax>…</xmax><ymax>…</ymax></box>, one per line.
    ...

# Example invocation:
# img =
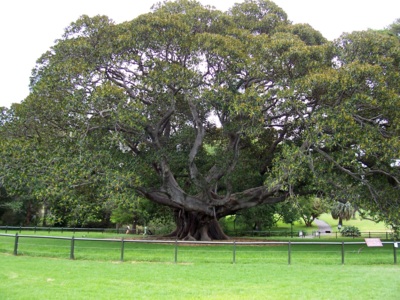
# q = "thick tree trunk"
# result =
<box><xmin>166</xmin><ymin>209</ymin><xmax>229</xmax><ymax>241</ymax></box>
<box><xmin>137</xmin><ymin>184</ymin><xmax>287</xmax><ymax>241</ymax></box>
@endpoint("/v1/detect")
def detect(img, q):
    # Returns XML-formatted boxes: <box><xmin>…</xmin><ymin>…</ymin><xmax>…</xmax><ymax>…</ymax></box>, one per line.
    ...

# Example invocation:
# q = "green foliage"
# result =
<box><xmin>296</xmin><ymin>196</ymin><xmax>329</xmax><ymax>227</ymax></box>
<box><xmin>341</xmin><ymin>226</ymin><xmax>361</xmax><ymax>237</ymax></box>
<box><xmin>0</xmin><ymin>0</ymin><xmax>399</xmax><ymax>237</ymax></box>
<box><xmin>331</xmin><ymin>201</ymin><xmax>354</xmax><ymax>225</ymax></box>
<box><xmin>147</xmin><ymin>217</ymin><xmax>176</xmax><ymax>235</ymax></box>
<box><xmin>387</xmin><ymin>18</ymin><xmax>400</xmax><ymax>39</ymax></box>
<box><xmin>236</xmin><ymin>203</ymin><xmax>279</xmax><ymax>230</ymax></box>
<box><xmin>235</xmin><ymin>201</ymin><xmax>301</xmax><ymax>230</ymax></box>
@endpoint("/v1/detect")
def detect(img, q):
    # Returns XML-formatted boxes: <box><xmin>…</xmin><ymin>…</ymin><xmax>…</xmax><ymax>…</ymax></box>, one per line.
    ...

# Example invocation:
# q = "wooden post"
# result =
<box><xmin>232</xmin><ymin>241</ymin><xmax>236</xmax><ymax>264</ymax></box>
<box><xmin>120</xmin><ymin>238</ymin><xmax>125</xmax><ymax>262</ymax></box>
<box><xmin>174</xmin><ymin>239</ymin><xmax>178</xmax><ymax>264</ymax></box>
<box><xmin>13</xmin><ymin>233</ymin><xmax>19</xmax><ymax>256</ymax></box>
<box><xmin>70</xmin><ymin>236</ymin><xmax>75</xmax><ymax>260</ymax></box>
<box><xmin>341</xmin><ymin>241</ymin><xmax>345</xmax><ymax>265</ymax></box>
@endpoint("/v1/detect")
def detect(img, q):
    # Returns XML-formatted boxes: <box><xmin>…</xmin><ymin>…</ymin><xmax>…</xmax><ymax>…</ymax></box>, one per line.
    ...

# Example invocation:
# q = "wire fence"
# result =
<box><xmin>0</xmin><ymin>226</ymin><xmax>395</xmax><ymax>240</ymax></box>
<box><xmin>0</xmin><ymin>233</ymin><xmax>398</xmax><ymax>265</ymax></box>
<box><xmin>231</xmin><ymin>229</ymin><xmax>396</xmax><ymax>240</ymax></box>
<box><xmin>0</xmin><ymin>226</ymin><xmax>129</xmax><ymax>235</ymax></box>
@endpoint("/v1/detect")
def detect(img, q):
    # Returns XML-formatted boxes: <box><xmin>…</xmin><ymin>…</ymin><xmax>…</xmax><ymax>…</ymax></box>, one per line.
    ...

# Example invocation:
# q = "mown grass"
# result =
<box><xmin>1</xmin><ymin>225</ymin><xmax>399</xmax><ymax>300</ymax></box>
<box><xmin>1</xmin><ymin>254</ymin><xmax>399</xmax><ymax>300</ymax></box>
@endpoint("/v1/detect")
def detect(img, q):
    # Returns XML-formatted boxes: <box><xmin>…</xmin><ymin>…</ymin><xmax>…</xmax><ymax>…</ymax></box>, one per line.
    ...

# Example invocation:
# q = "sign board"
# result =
<box><xmin>365</xmin><ymin>238</ymin><xmax>383</xmax><ymax>247</ymax></box>
<box><xmin>395</xmin><ymin>242</ymin><xmax>398</xmax><ymax>248</ymax></box>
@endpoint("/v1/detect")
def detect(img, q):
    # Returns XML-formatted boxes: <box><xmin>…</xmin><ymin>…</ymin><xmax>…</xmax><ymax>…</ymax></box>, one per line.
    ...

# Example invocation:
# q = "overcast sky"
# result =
<box><xmin>1</xmin><ymin>0</ymin><xmax>399</xmax><ymax>108</ymax></box>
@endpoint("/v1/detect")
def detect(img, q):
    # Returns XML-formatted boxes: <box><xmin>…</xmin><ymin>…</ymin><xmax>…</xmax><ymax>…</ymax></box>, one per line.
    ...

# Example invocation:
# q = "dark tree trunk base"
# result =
<box><xmin>166</xmin><ymin>210</ymin><xmax>229</xmax><ymax>241</ymax></box>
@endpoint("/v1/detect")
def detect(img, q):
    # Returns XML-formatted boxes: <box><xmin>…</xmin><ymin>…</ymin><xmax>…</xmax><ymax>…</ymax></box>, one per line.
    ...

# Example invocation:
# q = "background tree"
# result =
<box><xmin>387</xmin><ymin>18</ymin><xmax>400</xmax><ymax>38</ymax></box>
<box><xmin>296</xmin><ymin>196</ymin><xmax>328</xmax><ymax>227</ymax></box>
<box><xmin>302</xmin><ymin>28</ymin><xmax>400</xmax><ymax>230</ymax></box>
<box><xmin>331</xmin><ymin>201</ymin><xmax>354</xmax><ymax>228</ymax></box>
<box><xmin>233</xmin><ymin>200</ymin><xmax>301</xmax><ymax>234</ymax></box>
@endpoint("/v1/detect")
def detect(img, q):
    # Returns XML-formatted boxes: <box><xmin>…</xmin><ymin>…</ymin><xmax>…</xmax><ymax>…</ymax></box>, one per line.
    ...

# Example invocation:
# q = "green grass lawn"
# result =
<box><xmin>1</xmin><ymin>254</ymin><xmax>399</xmax><ymax>300</ymax></box>
<box><xmin>1</xmin><ymin>223</ymin><xmax>399</xmax><ymax>299</ymax></box>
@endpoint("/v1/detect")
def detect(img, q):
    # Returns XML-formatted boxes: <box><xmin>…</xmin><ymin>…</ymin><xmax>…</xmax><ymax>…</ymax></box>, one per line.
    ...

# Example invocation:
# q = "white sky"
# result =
<box><xmin>0</xmin><ymin>0</ymin><xmax>399</xmax><ymax>108</ymax></box>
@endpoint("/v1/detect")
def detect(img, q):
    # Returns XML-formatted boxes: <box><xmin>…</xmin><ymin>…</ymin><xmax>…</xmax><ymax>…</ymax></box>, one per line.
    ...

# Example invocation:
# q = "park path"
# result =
<box><xmin>314</xmin><ymin>218</ymin><xmax>332</xmax><ymax>234</ymax></box>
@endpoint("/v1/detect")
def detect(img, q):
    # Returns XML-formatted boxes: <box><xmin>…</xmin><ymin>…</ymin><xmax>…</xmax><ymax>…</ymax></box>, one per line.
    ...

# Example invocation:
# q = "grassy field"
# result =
<box><xmin>1</xmin><ymin>217</ymin><xmax>399</xmax><ymax>300</ymax></box>
<box><xmin>1</xmin><ymin>254</ymin><xmax>399</xmax><ymax>300</ymax></box>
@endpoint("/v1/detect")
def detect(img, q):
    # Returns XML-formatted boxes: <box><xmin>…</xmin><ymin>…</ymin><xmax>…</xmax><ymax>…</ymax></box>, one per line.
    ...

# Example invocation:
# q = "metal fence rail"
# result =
<box><xmin>0</xmin><ymin>226</ymin><xmax>395</xmax><ymax>239</ymax></box>
<box><xmin>0</xmin><ymin>226</ymin><xmax>129</xmax><ymax>234</ymax></box>
<box><xmin>0</xmin><ymin>233</ymin><xmax>398</xmax><ymax>265</ymax></box>
<box><xmin>228</xmin><ymin>229</ymin><xmax>395</xmax><ymax>240</ymax></box>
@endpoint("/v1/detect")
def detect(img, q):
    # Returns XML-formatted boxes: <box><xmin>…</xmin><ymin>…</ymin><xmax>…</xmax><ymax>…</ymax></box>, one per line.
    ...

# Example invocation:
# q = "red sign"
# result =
<box><xmin>365</xmin><ymin>238</ymin><xmax>383</xmax><ymax>247</ymax></box>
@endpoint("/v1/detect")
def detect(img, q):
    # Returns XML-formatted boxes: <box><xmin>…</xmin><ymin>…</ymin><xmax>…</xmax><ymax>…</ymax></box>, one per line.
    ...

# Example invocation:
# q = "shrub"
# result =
<box><xmin>147</xmin><ymin>218</ymin><xmax>175</xmax><ymax>235</ymax></box>
<box><xmin>341</xmin><ymin>226</ymin><xmax>361</xmax><ymax>237</ymax></box>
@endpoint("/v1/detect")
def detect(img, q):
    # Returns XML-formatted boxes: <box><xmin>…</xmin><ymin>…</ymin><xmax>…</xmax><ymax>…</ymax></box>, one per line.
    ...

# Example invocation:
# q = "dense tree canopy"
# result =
<box><xmin>1</xmin><ymin>0</ymin><xmax>399</xmax><ymax>239</ymax></box>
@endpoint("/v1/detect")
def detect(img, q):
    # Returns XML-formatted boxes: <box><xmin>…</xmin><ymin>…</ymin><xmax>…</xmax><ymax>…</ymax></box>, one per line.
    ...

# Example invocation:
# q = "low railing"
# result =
<box><xmin>0</xmin><ymin>233</ymin><xmax>398</xmax><ymax>265</ymax></box>
<box><xmin>0</xmin><ymin>226</ymin><xmax>137</xmax><ymax>235</ymax></box>
<box><xmin>227</xmin><ymin>229</ymin><xmax>395</xmax><ymax>240</ymax></box>
<box><xmin>1</xmin><ymin>226</ymin><xmax>394</xmax><ymax>239</ymax></box>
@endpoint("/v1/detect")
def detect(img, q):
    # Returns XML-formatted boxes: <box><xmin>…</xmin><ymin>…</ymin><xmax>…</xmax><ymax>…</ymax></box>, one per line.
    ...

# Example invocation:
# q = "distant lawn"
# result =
<box><xmin>224</xmin><ymin>212</ymin><xmax>391</xmax><ymax>238</ymax></box>
<box><xmin>317</xmin><ymin>213</ymin><xmax>390</xmax><ymax>232</ymax></box>
<box><xmin>274</xmin><ymin>212</ymin><xmax>390</xmax><ymax>232</ymax></box>
<box><xmin>1</xmin><ymin>254</ymin><xmax>399</xmax><ymax>300</ymax></box>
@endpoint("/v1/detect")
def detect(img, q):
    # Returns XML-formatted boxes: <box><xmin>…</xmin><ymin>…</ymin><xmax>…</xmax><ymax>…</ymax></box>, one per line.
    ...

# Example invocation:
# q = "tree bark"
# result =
<box><xmin>166</xmin><ymin>209</ymin><xmax>229</xmax><ymax>241</ymax></box>
<box><xmin>137</xmin><ymin>185</ymin><xmax>287</xmax><ymax>241</ymax></box>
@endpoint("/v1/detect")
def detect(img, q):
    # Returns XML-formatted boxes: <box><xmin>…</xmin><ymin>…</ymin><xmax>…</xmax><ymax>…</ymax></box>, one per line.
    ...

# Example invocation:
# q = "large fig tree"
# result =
<box><xmin>3</xmin><ymin>0</ymin><xmax>399</xmax><ymax>240</ymax></box>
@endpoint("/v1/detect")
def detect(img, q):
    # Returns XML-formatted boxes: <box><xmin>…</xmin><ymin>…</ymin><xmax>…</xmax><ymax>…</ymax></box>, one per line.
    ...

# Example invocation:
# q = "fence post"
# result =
<box><xmin>120</xmin><ymin>238</ymin><xmax>125</xmax><ymax>262</ymax></box>
<box><xmin>232</xmin><ymin>241</ymin><xmax>236</xmax><ymax>264</ymax></box>
<box><xmin>13</xmin><ymin>233</ymin><xmax>19</xmax><ymax>256</ymax></box>
<box><xmin>341</xmin><ymin>242</ymin><xmax>345</xmax><ymax>265</ymax></box>
<box><xmin>70</xmin><ymin>236</ymin><xmax>75</xmax><ymax>260</ymax></box>
<box><xmin>288</xmin><ymin>241</ymin><xmax>291</xmax><ymax>265</ymax></box>
<box><xmin>174</xmin><ymin>239</ymin><xmax>178</xmax><ymax>264</ymax></box>
<box><xmin>394</xmin><ymin>243</ymin><xmax>397</xmax><ymax>265</ymax></box>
